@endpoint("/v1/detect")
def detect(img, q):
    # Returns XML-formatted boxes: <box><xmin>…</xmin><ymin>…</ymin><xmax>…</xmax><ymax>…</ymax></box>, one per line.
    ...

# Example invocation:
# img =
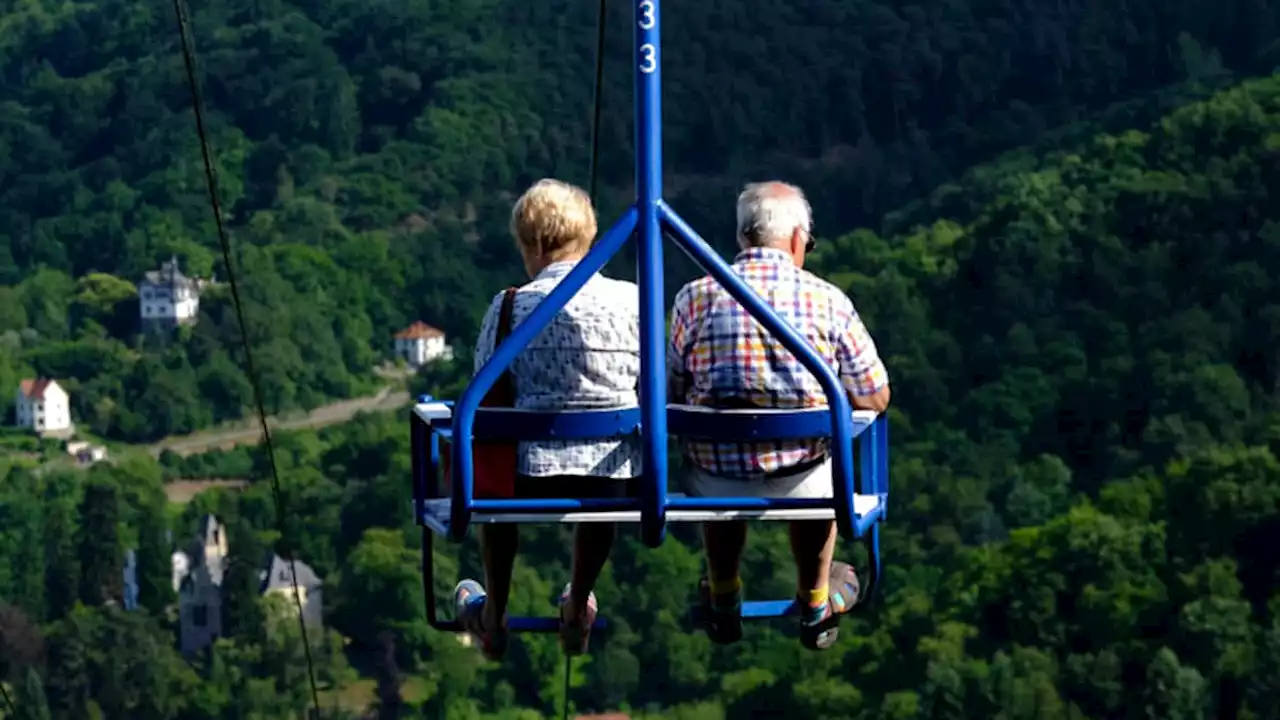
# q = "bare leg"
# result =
<box><xmin>703</xmin><ymin>520</ymin><xmax>749</xmax><ymax>589</ymax></box>
<box><xmin>697</xmin><ymin>520</ymin><xmax>749</xmax><ymax>644</ymax></box>
<box><xmin>565</xmin><ymin>523</ymin><xmax>616</xmax><ymax>620</ymax></box>
<box><xmin>788</xmin><ymin>519</ymin><xmax>837</xmax><ymax>607</ymax></box>
<box><xmin>479</xmin><ymin>524</ymin><xmax>519</xmax><ymax>631</ymax></box>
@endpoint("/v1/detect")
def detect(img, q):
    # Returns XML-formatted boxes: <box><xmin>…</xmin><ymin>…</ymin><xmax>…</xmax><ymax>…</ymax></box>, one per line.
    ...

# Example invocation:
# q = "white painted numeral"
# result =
<box><xmin>639</xmin><ymin>43</ymin><xmax>656</xmax><ymax>73</ymax></box>
<box><xmin>638</xmin><ymin>0</ymin><xmax>655</xmax><ymax>29</ymax></box>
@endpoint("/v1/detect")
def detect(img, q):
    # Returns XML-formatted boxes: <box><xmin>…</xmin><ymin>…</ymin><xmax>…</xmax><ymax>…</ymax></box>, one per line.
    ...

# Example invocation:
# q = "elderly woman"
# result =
<box><xmin>453</xmin><ymin>178</ymin><xmax>641</xmax><ymax>661</ymax></box>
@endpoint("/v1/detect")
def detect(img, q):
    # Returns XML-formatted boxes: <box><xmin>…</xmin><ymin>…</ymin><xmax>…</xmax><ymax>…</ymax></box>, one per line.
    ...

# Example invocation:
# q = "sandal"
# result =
<box><xmin>698</xmin><ymin>577</ymin><xmax>744</xmax><ymax>645</ymax></box>
<box><xmin>798</xmin><ymin>561</ymin><xmax>860</xmax><ymax>651</ymax></box>
<box><xmin>453</xmin><ymin>579</ymin><xmax>509</xmax><ymax>661</ymax></box>
<box><xmin>558</xmin><ymin>583</ymin><xmax>598</xmax><ymax>656</ymax></box>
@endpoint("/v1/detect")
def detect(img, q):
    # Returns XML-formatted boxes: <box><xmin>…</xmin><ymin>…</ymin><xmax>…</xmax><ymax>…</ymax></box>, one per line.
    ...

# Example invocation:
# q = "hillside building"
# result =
<box><xmin>394</xmin><ymin>321</ymin><xmax>453</xmax><ymax>367</ymax></box>
<box><xmin>139</xmin><ymin>256</ymin><xmax>201</xmax><ymax>329</ymax></box>
<box><xmin>65</xmin><ymin>440</ymin><xmax>108</xmax><ymax>466</ymax></box>
<box><xmin>13</xmin><ymin>378</ymin><xmax>72</xmax><ymax>436</ymax></box>
<box><xmin>172</xmin><ymin>514</ymin><xmax>324</xmax><ymax>655</ymax></box>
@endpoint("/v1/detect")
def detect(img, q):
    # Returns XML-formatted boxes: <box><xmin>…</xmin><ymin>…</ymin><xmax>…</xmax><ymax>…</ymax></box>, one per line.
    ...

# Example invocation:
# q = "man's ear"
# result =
<box><xmin>789</xmin><ymin>227</ymin><xmax>805</xmax><ymax>265</ymax></box>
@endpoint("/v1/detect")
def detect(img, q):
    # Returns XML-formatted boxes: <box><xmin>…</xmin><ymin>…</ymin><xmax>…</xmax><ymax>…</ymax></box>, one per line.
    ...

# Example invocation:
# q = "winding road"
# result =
<box><xmin>147</xmin><ymin>385</ymin><xmax>411</xmax><ymax>457</ymax></box>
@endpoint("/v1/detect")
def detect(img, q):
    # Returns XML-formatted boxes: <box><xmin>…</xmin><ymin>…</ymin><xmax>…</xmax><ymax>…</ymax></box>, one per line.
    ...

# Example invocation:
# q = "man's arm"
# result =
<box><xmin>832</xmin><ymin>295</ymin><xmax>891</xmax><ymax>414</ymax></box>
<box><xmin>666</xmin><ymin>286</ymin><xmax>692</xmax><ymax>403</ymax></box>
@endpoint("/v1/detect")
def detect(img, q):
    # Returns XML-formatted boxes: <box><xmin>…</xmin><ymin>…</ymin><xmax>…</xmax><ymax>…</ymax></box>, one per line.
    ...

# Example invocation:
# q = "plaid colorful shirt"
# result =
<box><xmin>667</xmin><ymin>247</ymin><xmax>889</xmax><ymax>478</ymax></box>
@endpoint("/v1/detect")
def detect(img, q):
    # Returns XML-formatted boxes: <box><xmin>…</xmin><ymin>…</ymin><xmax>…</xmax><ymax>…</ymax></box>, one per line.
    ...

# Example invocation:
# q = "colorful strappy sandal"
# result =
<box><xmin>697</xmin><ymin>577</ymin><xmax>744</xmax><ymax>645</ymax></box>
<box><xmin>798</xmin><ymin>561</ymin><xmax>860</xmax><ymax>651</ymax></box>
<box><xmin>453</xmin><ymin>579</ymin><xmax>509</xmax><ymax>661</ymax></box>
<box><xmin>557</xmin><ymin>583</ymin><xmax>598</xmax><ymax>656</ymax></box>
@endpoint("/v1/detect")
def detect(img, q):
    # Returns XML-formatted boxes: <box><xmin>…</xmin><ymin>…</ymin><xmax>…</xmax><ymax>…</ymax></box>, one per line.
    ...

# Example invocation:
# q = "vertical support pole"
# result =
<box><xmin>429</xmin><ymin>427</ymin><xmax>441</xmax><ymax>498</ymax></box>
<box><xmin>876</xmin><ymin>415</ymin><xmax>889</xmax><ymax>506</ymax></box>
<box><xmin>411</xmin><ymin>411</ymin><xmax>423</xmax><ymax>520</ymax></box>
<box><xmin>635</xmin><ymin>0</ymin><xmax>667</xmax><ymax>547</ymax></box>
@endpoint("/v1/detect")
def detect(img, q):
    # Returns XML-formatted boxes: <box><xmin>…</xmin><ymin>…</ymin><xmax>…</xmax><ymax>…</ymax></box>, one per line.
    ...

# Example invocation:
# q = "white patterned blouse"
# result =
<box><xmin>473</xmin><ymin>261</ymin><xmax>643</xmax><ymax>479</ymax></box>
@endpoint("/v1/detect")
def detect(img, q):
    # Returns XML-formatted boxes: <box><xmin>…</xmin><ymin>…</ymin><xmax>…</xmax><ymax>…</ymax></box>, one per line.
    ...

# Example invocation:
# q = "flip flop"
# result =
<box><xmin>798</xmin><ymin>561</ymin><xmax>860</xmax><ymax>650</ymax></box>
<box><xmin>453</xmin><ymin>579</ymin><xmax>509</xmax><ymax>661</ymax></box>
<box><xmin>558</xmin><ymin>583</ymin><xmax>599</xmax><ymax>656</ymax></box>
<box><xmin>799</xmin><ymin>561</ymin><xmax>860</xmax><ymax>651</ymax></box>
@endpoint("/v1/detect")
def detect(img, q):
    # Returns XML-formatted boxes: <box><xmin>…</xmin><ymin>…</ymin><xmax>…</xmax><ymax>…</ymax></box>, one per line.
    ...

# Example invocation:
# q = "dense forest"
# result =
<box><xmin>1</xmin><ymin>0</ymin><xmax>1279</xmax><ymax>716</ymax></box>
<box><xmin>2</xmin><ymin>0</ymin><xmax>1277</xmax><ymax>440</ymax></box>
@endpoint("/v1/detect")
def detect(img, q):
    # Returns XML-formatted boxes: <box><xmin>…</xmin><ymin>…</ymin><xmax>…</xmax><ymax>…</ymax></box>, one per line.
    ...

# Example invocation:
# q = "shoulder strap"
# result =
<box><xmin>496</xmin><ymin>288</ymin><xmax>517</xmax><ymax>343</ymax></box>
<box><xmin>491</xmin><ymin>288</ymin><xmax>518</xmax><ymax>404</ymax></box>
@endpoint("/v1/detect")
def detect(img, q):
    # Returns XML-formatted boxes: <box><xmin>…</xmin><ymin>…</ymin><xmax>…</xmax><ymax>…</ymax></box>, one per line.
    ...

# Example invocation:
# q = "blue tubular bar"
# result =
<box><xmin>417</xmin><ymin>403</ymin><xmax>886</xmax><ymax>529</ymax></box>
<box><xmin>464</xmin><ymin>495</ymin><xmax>835</xmax><ymax>514</ymax></box>
<box><xmin>635</xmin><ymin>0</ymin><xmax>667</xmax><ymax>549</ymax></box>
<box><xmin>876</xmin><ymin>416</ymin><xmax>890</xmax><ymax>497</ymax></box>
<box><xmin>659</xmin><ymin>204</ymin><xmax>860</xmax><ymax>539</ymax></box>
<box><xmin>411</xmin><ymin>419</ymin><xmax>423</xmax><ymax>517</ymax></box>
<box><xmin>690</xmin><ymin>599</ymin><xmax>808</xmax><ymax>626</ymax></box>
<box><xmin>448</xmin><ymin>208</ymin><xmax>638</xmax><ymax>541</ymax></box>
<box><xmin>859</xmin><ymin>417</ymin><xmax>877</xmax><ymax>499</ymax></box>
<box><xmin>667</xmin><ymin>406</ymin><xmax>876</xmax><ymax>441</ymax></box>
<box><xmin>741</xmin><ymin>600</ymin><xmax>801</xmax><ymax>619</ymax></box>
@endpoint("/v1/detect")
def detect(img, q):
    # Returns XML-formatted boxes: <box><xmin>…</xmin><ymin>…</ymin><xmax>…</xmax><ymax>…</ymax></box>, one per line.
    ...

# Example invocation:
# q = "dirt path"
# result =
<box><xmin>148</xmin><ymin>385</ymin><xmax>411</xmax><ymax>457</ymax></box>
<box><xmin>164</xmin><ymin>478</ymin><xmax>251</xmax><ymax>503</ymax></box>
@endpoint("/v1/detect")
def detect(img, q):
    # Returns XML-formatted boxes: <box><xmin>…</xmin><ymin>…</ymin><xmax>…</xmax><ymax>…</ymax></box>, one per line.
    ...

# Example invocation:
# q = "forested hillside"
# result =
<box><xmin>1</xmin><ymin>0</ymin><xmax>1279</xmax><ymax>717</ymax></box>
<box><xmin>4</xmin><ymin>68</ymin><xmax>1280</xmax><ymax>719</ymax></box>
<box><xmin>2</xmin><ymin>0</ymin><xmax>1277</xmax><ymax>440</ymax></box>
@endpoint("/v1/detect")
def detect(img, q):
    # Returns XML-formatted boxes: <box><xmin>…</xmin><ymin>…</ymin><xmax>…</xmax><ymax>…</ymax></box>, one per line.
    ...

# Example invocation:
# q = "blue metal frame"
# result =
<box><xmin>412</xmin><ymin>404</ymin><xmax>887</xmax><ymax>633</ymax></box>
<box><xmin>449</xmin><ymin>0</ymin><xmax>859</xmax><ymax>545</ymax></box>
<box><xmin>416</xmin><ymin>0</ymin><xmax>890</xmax><ymax>636</ymax></box>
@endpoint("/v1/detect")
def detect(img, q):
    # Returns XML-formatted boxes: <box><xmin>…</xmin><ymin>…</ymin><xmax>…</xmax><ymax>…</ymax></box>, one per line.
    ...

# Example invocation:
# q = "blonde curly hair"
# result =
<box><xmin>510</xmin><ymin>178</ymin><xmax>598</xmax><ymax>262</ymax></box>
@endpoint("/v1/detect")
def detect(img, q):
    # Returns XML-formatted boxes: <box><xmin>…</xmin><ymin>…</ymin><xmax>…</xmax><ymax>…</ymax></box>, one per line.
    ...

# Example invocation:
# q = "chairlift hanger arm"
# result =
<box><xmin>414</xmin><ymin>0</ymin><xmax>891</xmax><ymax>637</ymax></box>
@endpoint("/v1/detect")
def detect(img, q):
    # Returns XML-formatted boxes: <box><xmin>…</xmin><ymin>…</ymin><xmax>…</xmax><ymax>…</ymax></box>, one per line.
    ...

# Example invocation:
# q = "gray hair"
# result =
<box><xmin>735</xmin><ymin>181</ymin><xmax>812</xmax><ymax>249</ymax></box>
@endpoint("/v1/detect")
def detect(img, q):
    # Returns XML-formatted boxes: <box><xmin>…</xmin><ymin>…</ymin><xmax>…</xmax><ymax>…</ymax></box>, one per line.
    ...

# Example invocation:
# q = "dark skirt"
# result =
<box><xmin>513</xmin><ymin>474</ymin><xmax>642</xmax><ymax>499</ymax></box>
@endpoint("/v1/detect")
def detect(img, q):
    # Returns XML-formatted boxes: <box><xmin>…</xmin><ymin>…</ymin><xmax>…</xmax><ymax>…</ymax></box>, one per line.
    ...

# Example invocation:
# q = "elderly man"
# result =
<box><xmin>454</xmin><ymin>178</ymin><xmax>641</xmax><ymax>661</ymax></box>
<box><xmin>667</xmin><ymin>181</ymin><xmax>891</xmax><ymax>651</ymax></box>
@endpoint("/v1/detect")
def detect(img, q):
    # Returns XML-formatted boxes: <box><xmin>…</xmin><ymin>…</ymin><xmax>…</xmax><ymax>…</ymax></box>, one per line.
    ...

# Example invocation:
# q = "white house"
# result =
<box><xmin>14</xmin><ymin>378</ymin><xmax>72</xmax><ymax>435</ymax></box>
<box><xmin>139</xmin><ymin>256</ymin><xmax>200</xmax><ymax>328</ymax></box>
<box><xmin>394</xmin><ymin>321</ymin><xmax>453</xmax><ymax>367</ymax></box>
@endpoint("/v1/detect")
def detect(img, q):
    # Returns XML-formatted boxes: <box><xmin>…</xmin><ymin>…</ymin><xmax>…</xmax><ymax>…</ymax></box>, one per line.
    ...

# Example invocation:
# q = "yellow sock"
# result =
<box><xmin>710</xmin><ymin>577</ymin><xmax>742</xmax><ymax>596</ymax></box>
<box><xmin>805</xmin><ymin>586</ymin><xmax>829</xmax><ymax>608</ymax></box>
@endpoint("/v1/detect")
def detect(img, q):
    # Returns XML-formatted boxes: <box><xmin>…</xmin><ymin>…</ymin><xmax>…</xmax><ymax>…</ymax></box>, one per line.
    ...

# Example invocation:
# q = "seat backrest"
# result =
<box><xmin>455</xmin><ymin>405</ymin><xmax>877</xmax><ymax>443</ymax></box>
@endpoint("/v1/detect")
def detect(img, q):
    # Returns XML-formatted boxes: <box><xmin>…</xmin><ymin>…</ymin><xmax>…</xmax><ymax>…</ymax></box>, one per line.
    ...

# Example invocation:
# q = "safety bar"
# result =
<box><xmin>413</xmin><ymin>402</ymin><xmax>889</xmax><ymax>631</ymax></box>
<box><xmin>412</xmin><ymin>401</ymin><xmax>888</xmax><ymax>538</ymax></box>
<box><xmin>428</xmin><ymin>401</ymin><xmax>874</xmax><ymax>440</ymax></box>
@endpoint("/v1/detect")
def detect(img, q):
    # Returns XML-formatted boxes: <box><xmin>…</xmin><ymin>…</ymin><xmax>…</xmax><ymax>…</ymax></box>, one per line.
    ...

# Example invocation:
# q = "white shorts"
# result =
<box><xmin>684</xmin><ymin>456</ymin><xmax>834</xmax><ymax>499</ymax></box>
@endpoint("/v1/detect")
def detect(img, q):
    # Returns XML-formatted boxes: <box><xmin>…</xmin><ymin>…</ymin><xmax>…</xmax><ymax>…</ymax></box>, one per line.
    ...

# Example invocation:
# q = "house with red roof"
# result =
<box><xmin>394</xmin><ymin>321</ymin><xmax>453</xmax><ymax>367</ymax></box>
<box><xmin>14</xmin><ymin>378</ymin><xmax>72</xmax><ymax>435</ymax></box>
